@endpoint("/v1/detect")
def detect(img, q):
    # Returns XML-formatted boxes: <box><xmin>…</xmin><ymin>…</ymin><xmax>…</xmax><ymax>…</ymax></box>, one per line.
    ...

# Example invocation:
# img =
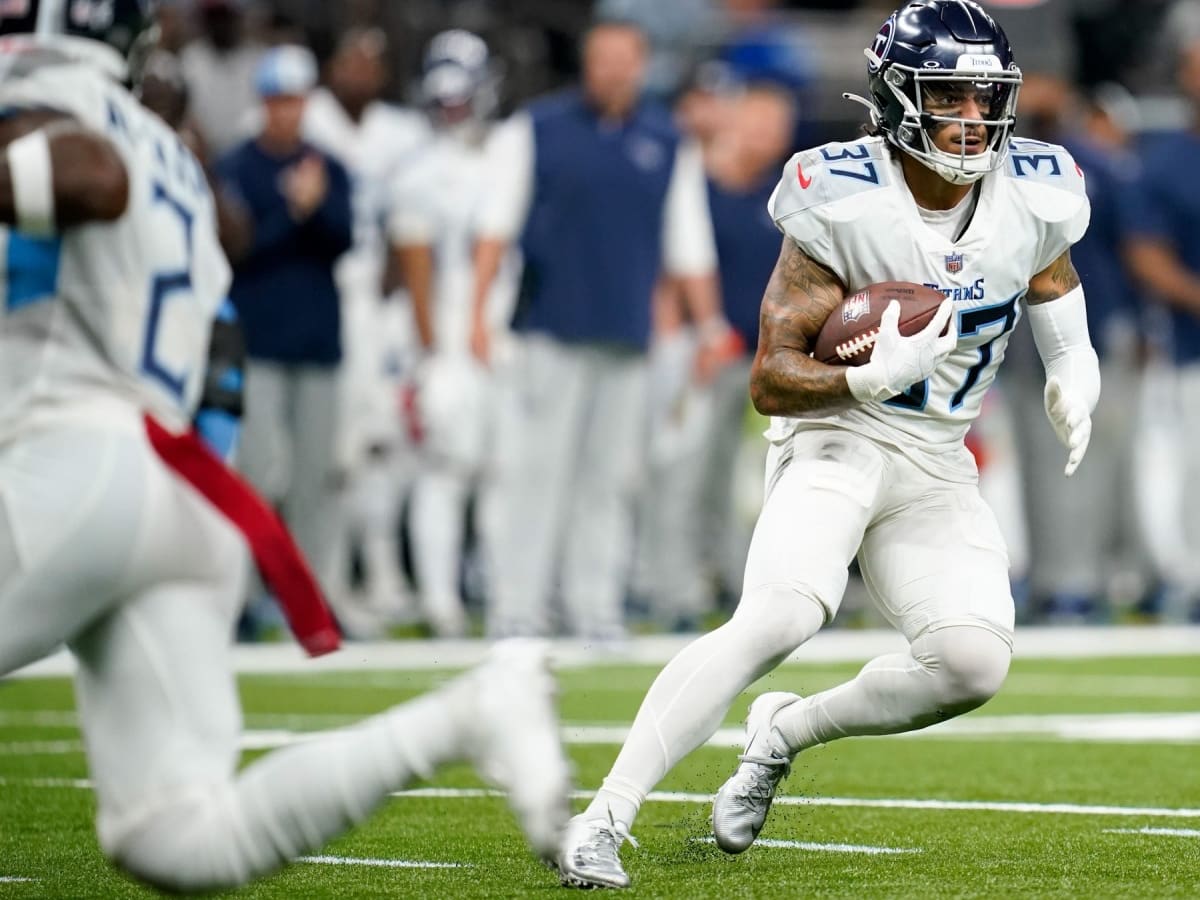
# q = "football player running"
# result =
<box><xmin>0</xmin><ymin>2</ymin><xmax>569</xmax><ymax>892</ymax></box>
<box><xmin>558</xmin><ymin>1</ymin><xmax>1097</xmax><ymax>888</ymax></box>
<box><xmin>392</xmin><ymin>29</ymin><xmax>519</xmax><ymax>638</ymax></box>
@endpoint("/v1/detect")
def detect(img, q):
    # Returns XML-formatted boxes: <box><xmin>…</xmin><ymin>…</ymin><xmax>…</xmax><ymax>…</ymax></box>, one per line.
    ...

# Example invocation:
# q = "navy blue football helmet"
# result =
<box><xmin>846</xmin><ymin>0</ymin><xmax>1022</xmax><ymax>184</ymax></box>
<box><xmin>0</xmin><ymin>0</ymin><xmax>158</xmax><ymax>82</ymax></box>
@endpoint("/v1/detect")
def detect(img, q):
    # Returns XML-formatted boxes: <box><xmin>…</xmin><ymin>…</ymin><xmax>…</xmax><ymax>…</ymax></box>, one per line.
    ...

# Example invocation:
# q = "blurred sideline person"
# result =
<box><xmin>1124</xmin><ymin>35</ymin><xmax>1200</xmax><ymax>619</ymax></box>
<box><xmin>558</xmin><ymin>2</ymin><xmax>1098</xmax><ymax>887</ymax></box>
<box><xmin>137</xmin><ymin>47</ymin><xmax>254</xmax><ymax>265</ymax></box>
<box><xmin>1006</xmin><ymin>82</ymin><xmax>1149</xmax><ymax>620</ymax></box>
<box><xmin>471</xmin><ymin>19</ymin><xmax>727</xmax><ymax>640</ymax></box>
<box><xmin>214</xmin><ymin>46</ymin><xmax>353</xmax><ymax>628</ymax></box>
<box><xmin>635</xmin><ymin>81</ymin><xmax>795</xmax><ymax>630</ymax></box>
<box><xmin>392</xmin><ymin>30</ymin><xmax>519</xmax><ymax>638</ymax></box>
<box><xmin>0</xmin><ymin>4</ymin><xmax>570</xmax><ymax>895</ymax></box>
<box><xmin>304</xmin><ymin>28</ymin><xmax>431</xmax><ymax>631</ymax></box>
<box><xmin>179</xmin><ymin>0</ymin><xmax>264</xmax><ymax>155</ymax></box>
<box><xmin>696</xmin><ymin>82</ymin><xmax>798</xmax><ymax>610</ymax></box>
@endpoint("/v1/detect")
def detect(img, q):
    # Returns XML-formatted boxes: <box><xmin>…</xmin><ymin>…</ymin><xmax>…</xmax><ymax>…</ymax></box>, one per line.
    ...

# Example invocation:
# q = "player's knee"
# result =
<box><xmin>102</xmin><ymin>786</ymin><xmax>272</xmax><ymax>893</ymax></box>
<box><xmin>729</xmin><ymin>582</ymin><xmax>827</xmax><ymax>663</ymax></box>
<box><xmin>921</xmin><ymin>626</ymin><xmax>1011</xmax><ymax>714</ymax></box>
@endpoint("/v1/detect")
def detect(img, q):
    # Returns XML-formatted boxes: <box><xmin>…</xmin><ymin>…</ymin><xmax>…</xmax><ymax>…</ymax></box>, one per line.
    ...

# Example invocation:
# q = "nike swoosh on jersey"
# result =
<box><xmin>796</xmin><ymin>161</ymin><xmax>813</xmax><ymax>189</ymax></box>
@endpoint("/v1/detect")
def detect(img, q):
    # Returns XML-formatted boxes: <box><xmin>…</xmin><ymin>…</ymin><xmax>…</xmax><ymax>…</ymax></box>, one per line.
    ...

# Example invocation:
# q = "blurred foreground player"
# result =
<box><xmin>559</xmin><ymin>1</ymin><xmax>1098</xmax><ymax>887</ymax></box>
<box><xmin>0</xmin><ymin>2</ymin><xmax>569</xmax><ymax>893</ymax></box>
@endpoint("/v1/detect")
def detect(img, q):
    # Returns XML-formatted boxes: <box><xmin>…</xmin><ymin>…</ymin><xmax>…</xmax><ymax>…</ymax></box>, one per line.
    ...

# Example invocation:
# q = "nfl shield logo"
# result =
<box><xmin>945</xmin><ymin>252</ymin><xmax>964</xmax><ymax>274</ymax></box>
<box><xmin>842</xmin><ymin>290</ymin><xmax>871</xmax><ymax>325</ymax></box>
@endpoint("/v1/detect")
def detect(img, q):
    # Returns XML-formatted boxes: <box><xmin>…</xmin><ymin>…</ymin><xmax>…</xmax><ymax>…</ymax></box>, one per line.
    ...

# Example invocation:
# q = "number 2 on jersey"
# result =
<box><xmin>141</xmin><ymin>182</ymin><xmax>195</xmax><ymax>400</ymax></box>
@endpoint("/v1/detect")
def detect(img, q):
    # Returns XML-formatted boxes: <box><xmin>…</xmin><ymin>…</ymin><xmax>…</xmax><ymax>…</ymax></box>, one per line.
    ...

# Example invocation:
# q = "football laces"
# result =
<box><xmin>836</xmin><ymin>327</ymin><xmax>880</xmax><ymax>361</ymax></box>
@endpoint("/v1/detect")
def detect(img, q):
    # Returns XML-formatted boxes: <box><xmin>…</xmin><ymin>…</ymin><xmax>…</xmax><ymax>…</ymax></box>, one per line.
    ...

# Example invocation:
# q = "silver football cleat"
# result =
<box><xmin>557</xmin><ymin>812</ymin><xmax>638</xmax><ymax>889</ymax></box>
<box><xmin>711</xmin><ymin>691</ymin><xmax>801</xmax><ymax>854</ymax></box>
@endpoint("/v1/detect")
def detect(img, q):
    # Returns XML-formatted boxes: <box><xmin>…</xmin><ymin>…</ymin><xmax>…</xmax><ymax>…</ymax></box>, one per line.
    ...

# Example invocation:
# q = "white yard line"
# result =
<box><xmin>1104</xmin><ymin>827</ymin><xmax>1200</xmax><ymax>838</ymax></box>
<box><xmin>692</xmin><ymin>837</ymin><xmax>920</xmax><ymax>854</ymax></box>
<box><xmin>6</xmin><ymin>711</ymin><xmax>1200</xmax><ymax>756</ymax></box>
<box><xmin>6</xmin><ymin>779</ymin><xmax>1200</xmax><ymax>821</ymax></box>
<box><xmin>563</xmin><ymin>713</ymin><xmax>1200</xmax><ymax>746</ymax></box>
<box><xmin>0</xmin><ymin>877</ymin><xmax>37</xmax><ymax>883</ymax></box>
<box><xmin>9</xmin><ymin>626</ymin><xmax>1200</xmax><ymax>677</ymax></box>
<box><xmin>297</xmin><ymin>855</ymin><xmax>466</xmax><ymax>869</ymax></box>
<box><xmin>385</xmin><ymin>788</ymin><xmax>1200</xmax><ymax>821</ymax></box>
<box><xmin>0</xmin><ymin>776</ymin><xmax>91</xmax><ymax>788</ymax></box>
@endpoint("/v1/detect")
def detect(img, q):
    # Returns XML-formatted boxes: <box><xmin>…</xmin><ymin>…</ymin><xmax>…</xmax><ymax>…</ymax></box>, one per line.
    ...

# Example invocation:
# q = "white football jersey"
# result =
<box><xmin>0</xmin><ymin>47</ymin><xmax>231</xmax><ymax>443</ymax></box>
<box><xmin>767</xmin><ymin>135</ymin><xmax>1090</xmax><ymax>482</ymax></box>
<box><xmin>303</xmin><ymin>89</ymin><xmax>430</xmax><ymax>302</ymax></box>
<box><xmin>389</xmin><ymin>127</ymin><xmax>520</xmax><ymax>352</ymax></box>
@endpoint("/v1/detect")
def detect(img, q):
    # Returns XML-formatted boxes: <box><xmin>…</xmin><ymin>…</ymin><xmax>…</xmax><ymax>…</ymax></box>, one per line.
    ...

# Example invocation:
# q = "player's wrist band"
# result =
<box><xmin>7</xmin><ymin>129</ymin><xmax>56</xmax><ymax>237</ymax></box>
<box><xmin>1027</xmin><ymin>284</ymin><xmax>1100</xmax><ymax>413</ymax></box>
<box><xmin>845</xmin><ymin>364</ymin><xmax>890</xmax><ymax>403</ymax></box>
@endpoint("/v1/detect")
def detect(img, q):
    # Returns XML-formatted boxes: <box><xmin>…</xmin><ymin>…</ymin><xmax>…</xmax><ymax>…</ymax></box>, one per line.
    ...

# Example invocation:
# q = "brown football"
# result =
<box><xmin>813</xmin><ymin>281</ymin><xmax>948</xmax><ymax>366</ymax></box>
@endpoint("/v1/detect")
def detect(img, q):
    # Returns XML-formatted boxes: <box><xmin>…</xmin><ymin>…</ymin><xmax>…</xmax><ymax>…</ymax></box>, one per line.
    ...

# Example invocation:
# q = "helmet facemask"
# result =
<box><xmin>865</xmin><ymin>46</ymin><xmax>1021</xmax><ymax>184</ymax></box>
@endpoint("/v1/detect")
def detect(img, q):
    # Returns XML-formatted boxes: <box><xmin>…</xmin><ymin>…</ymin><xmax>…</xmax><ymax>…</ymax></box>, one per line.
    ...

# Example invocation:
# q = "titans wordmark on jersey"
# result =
<box><xmin>766</xmin><ymin>135</ymin><xmax>1089</xmax><ymax>482</ymax></box>
<box><xmin>0</xmin><ymin>46</ymin><xmax>230</xmax><ymax>442</ymax></box>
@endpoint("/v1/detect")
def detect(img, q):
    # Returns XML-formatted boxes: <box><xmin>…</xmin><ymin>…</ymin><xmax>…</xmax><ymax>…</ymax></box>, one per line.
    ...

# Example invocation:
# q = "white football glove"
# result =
<box><xmin>1043</xmin><ymin>376</ymin><xmax>1092</xmax><ymax>477</ymax></box>
<box><xmin>845</xmin><ymin>298</ymin><xmax>958</xmax><ymax>403</ymax></box>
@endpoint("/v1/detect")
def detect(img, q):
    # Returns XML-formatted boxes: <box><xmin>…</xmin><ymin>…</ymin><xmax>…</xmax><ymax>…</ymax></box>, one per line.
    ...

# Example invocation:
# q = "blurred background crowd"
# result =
<box><xmin>145</xmin><ymin>0</ymin><xmax>1200</xmax><ymax>642</ymax></box>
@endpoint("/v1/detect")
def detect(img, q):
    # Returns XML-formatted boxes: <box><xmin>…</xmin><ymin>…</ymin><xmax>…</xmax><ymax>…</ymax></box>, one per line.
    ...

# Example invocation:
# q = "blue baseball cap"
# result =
<box><xmin>255</xmin><ymin>45</ymin><xmax>317</xmax><ymax>98</ymax></box>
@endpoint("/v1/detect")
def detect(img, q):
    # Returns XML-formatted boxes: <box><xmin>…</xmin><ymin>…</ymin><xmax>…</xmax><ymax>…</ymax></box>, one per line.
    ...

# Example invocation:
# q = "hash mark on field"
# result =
<box><xmin>1104</xmin><ymin>827</ymin><xmax>1200</xmax><ymax>838</ymax></box>
<box><xmin>0</xmin><ymin>877</ymin><xmax>37</xmax><ymax>883</ymax></box>
<box><xmin>297</xmin><ymin>855</ymin><xmax>466</xmax><ymax>869</ymax></box>
<box><xmin>693</xmin><ymin>837</ymin><xmax>920</xmax><ymax>854</ymax></box>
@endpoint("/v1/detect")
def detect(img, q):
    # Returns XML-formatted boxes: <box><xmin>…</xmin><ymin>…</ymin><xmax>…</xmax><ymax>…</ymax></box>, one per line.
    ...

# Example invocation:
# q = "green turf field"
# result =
<box><xmin>3</xmin><ymin>654</ymin><xmax>1200</xmax><ymax>898</ymax></box>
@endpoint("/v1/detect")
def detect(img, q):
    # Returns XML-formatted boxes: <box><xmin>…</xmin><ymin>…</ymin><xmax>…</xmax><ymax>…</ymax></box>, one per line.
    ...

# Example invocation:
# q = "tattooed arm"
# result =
<box><xmin>1025</xmin><ymin>249</ymin><xmax>1081</xmax><ymax>305</ymax></box>
<box><xmin>749</xmin><ymin>237</ymin><xmax>853</xmax><ymax>416</ymax></box>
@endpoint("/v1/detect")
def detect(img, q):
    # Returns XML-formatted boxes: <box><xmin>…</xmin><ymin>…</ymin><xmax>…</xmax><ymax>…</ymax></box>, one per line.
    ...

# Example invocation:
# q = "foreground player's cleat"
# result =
<box><xmin>711</xmin><ymin>691</ymin><xmax>801</xmax><ymax>854</ymax></box>
<box><xmin>465</xmin><ymin>639</ymin><xmax>572</xmax><ymax>864</ymax></box>
<box><xmin>558</xmin><ymin>812</ymin><xmax>638</xmax><ymax>889</ymax></box>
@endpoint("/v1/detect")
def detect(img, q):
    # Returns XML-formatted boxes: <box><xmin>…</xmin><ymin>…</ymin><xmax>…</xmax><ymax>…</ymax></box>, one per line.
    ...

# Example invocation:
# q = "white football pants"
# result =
<box><xmin>586</xmin><ymin>425</ymin><xmax>1014</xmax><ymax>829</ymax></box>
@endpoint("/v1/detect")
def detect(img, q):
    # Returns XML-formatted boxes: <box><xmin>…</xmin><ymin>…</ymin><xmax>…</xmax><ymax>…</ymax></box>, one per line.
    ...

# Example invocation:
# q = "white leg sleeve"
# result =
<box><xmin>770</xmin><ymin>625</ymin><xmax>1011</xmax><ymax>754</ymax></box>
<box><xmin>585</xmin><ymin>584</ymin><xmax>825</xmax><ymax>829</ymax></box>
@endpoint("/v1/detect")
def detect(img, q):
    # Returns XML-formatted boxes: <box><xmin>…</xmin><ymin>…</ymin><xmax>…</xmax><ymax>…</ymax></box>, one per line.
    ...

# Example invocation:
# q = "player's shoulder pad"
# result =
<box><xmin>0</xmin><ymin>52</ymin><xmax>110</xmax><ymax>129</ymax></box>
<box><xmin>1003</xmin><ymin>138</ymin><xmax>1089</xmax><ymax>225</ymax></box>
<box><xmin>770</xmin><ymin>137</ymin><xmax>892</xmax><ymax>230</ymax></box>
